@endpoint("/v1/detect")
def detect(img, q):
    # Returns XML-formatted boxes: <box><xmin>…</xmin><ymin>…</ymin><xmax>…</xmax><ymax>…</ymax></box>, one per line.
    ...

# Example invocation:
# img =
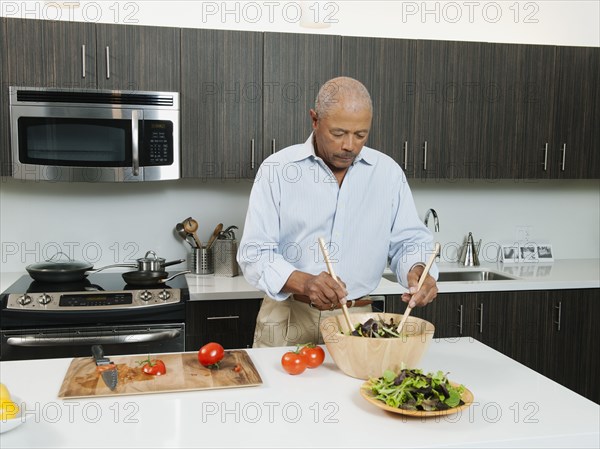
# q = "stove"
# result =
<box><xmin>0</xmin><ymin>273</ymin><xmax>189</xmax><ymax>361</ymax></box>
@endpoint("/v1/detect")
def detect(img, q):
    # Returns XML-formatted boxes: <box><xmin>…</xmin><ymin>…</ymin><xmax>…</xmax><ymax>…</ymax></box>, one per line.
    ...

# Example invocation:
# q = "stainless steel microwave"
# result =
<box><xmin>9</xmin><ymin>86</ymin><xmax>180</xmax><ymax>182</ymax></box>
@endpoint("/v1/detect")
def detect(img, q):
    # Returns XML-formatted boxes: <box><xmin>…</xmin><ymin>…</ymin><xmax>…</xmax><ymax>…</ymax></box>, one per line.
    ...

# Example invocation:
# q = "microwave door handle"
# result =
<box><xmin>131</xmin><ymin>110</ymin><xmax>142</xmax><ymax>176</ymax></box>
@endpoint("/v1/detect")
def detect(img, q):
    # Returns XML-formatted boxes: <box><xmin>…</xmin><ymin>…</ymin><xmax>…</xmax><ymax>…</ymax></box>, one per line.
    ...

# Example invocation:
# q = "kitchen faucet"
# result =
<box><xmin>424</xmin><ymin>208</ymin><xmax>439</xmax><ymax>232</ymax></box>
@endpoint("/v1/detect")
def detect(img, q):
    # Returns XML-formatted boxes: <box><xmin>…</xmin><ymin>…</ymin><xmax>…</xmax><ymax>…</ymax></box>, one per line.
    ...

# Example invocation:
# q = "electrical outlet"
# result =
<box><xmin>515</xmin><ymin>225</ymin><xmax>533</xmax><ymax>242</ymax></box>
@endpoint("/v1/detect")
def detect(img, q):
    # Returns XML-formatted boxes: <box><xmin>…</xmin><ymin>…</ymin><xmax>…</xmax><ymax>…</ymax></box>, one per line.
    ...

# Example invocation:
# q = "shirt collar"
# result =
<box><xmin>289</xmin><ymin>133</ymin><xmax>376</xmax><ymax>166</ymax></box>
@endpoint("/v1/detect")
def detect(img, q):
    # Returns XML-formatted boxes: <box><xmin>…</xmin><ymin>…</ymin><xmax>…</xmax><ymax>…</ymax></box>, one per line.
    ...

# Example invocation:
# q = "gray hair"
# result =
<box><xmin>314</xmin><ymin>77</ymin><xmax>373</xmax><ymax>119</ymax></box>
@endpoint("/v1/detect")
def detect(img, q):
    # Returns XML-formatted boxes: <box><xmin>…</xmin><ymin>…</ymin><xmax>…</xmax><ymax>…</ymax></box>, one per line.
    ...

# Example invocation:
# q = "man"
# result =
<box><xmin>238</xmin><ymin>76</ymin><xmax>438</xmax><ymax>348</ymax></box>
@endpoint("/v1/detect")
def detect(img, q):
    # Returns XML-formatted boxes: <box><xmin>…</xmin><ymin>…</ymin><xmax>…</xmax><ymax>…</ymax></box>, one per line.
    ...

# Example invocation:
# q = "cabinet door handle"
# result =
<box><xmin>560</xmin><ymin>143</ymin><xmax>566</xmax><ymax>171</ymax></box>
<box><xmin>542</xmin><ymin>143</ymin><xmax>548</xmax><ymax>171</ymax></box>
<box><xmin>105</xmin><ymin>46</ymin><xmax>110</xmax><ymax>79</ymax></box>
<box><xmin>250</xmin><ymin>139</ymin><xmax>255</xmax><ymax>169</ymax></box>
<box><xmin>206</xmin><ymin>315</ymin><xmax>240</xmax><ymax>320</ymax></box>
<box><xmin>553</xmin><ymin>301</ymin><xmax>562</xmax><ymax>331</ymax></box>
<box><xmin>423</xmin><ymin>141</ymin><xmax>428</xmax><ymax>171</ymax></box>
<box><xmin>81</xmin><ymin>44</ymin><xmax>86</xmax><ymax>78</ymax></box>
<box><xmin>458</xmin><ymin>304</ymin><xmax>464</xmax><ymax>336</ymax></box>
<box><xmin>271</xmin><ymin>139</ymin><xmax>276</xmax><ymax>155</ymax></box>
<box><xmin>403</xmin><ymin>141</ymin><xmax>408</xmax><ymax>170</ymax></box>
<box><xmin>477</xmin><ymin>303</ymin><xmax>484</xmax><ymax>333</ymax></box>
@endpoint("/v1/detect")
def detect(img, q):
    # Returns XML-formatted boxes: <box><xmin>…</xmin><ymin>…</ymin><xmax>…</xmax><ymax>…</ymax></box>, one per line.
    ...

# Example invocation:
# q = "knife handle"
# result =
<box><xmin>92</xmin><ymin>344</ymin><xmax>104</xmax><ymax>360</ymax></box>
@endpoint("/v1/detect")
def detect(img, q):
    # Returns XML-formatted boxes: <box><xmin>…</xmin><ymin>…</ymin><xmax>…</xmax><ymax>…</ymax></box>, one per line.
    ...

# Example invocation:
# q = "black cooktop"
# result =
<box><xmin>2</xmin><ymin>273</ymin><xmax>189</xmax><ymax>295</ymax></box>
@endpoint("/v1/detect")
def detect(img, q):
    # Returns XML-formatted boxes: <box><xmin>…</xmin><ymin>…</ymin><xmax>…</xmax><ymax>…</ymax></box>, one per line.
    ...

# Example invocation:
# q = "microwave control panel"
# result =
<box><xmin>143</xmin><ymin>121</ymin><xmax>174</xmax><ymax>165</ymax></box>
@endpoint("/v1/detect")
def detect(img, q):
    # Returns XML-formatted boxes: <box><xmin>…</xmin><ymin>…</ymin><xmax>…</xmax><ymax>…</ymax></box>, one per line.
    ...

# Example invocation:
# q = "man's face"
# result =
<box><xmin>310</xmin><ymin>102</ymin><xmax>372</xmax><ymax>173</ymax></box>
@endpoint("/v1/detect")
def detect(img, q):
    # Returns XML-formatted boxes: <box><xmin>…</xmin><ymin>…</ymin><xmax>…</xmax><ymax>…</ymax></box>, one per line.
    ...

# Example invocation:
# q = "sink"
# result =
<box><xmin>382</xmin><ymin>270</ymin><xmax>517</xmax><ymax>283</ymax></box>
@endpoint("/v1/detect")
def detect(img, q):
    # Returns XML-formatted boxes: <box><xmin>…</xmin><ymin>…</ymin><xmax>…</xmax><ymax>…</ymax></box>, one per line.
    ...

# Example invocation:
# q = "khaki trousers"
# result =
<box><xmin>253</xmin><ymin>295</ymin><xmax>372</xmax><ymax>348</ymax></box>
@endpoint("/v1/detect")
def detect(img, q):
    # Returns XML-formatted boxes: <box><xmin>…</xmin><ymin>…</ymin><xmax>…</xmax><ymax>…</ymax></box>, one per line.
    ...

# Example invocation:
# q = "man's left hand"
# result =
<box><xmin>401</xmin><ymin>265</ymin><xmax>438</xmax><ymax>308</ymax></box>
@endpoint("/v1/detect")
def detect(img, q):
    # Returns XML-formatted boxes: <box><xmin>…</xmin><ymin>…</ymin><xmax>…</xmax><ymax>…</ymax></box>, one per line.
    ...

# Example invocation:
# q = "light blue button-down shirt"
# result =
<box><xmin>237</xmin><ymin>134</ymin><xmax>438</xmax><ymax>301</ymax></box>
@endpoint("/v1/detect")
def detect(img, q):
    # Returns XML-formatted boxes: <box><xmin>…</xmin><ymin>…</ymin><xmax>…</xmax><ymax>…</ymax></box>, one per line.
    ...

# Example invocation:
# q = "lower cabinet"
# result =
<box><xmin>387</xmin><ymin>289</ymin><xmax>599</xmax><ymax>404</ymax></box>
<box><xmin>186</xmin><ymin>299</ymin><xmax>262</xmax><ymax>350</ymax></box>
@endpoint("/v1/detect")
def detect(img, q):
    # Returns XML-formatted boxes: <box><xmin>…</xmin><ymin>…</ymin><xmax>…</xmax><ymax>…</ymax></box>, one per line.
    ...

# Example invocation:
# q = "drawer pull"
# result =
<box><xmin>207</xmin><ymin>315</ymin><xmax>240</xmax><ymax>321</ymax></box>
<box><xmin>542</xmin><ymin>143</ymin><xmax>548</xmax><ymax>171</ymax></box>
<box><xmin>553</xmin><ymin>302</ymin><xmax>562</xmax><ymax>331</ymax></box>
<box><xmin>82</xmin><ymin>44</ymin><xmax>86</xmax><ymax>78</ymax></box>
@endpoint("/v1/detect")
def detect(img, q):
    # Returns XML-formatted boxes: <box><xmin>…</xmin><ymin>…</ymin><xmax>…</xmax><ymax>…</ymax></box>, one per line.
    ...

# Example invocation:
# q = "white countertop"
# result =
<box><xmin>1</xmin><ymin>259</ymin><xmax>598</xmax><ymax>300</ymax></box>
<box><xmin>183</xmin><ymin>259</ymin><xmax>599</xmax><ymax>300</ymax></box>
<box><xmin>0</xmin><ymin>338</ymin><xmax>598</xmax><ymax>448</ymax></box>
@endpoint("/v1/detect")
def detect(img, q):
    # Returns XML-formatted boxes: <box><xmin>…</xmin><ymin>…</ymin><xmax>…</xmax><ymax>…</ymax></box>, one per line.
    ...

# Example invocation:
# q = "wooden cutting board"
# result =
<box><xmin>58</xmin><ymin>350</ymin><xmax>262</xmax><ymax>399</ymax></box>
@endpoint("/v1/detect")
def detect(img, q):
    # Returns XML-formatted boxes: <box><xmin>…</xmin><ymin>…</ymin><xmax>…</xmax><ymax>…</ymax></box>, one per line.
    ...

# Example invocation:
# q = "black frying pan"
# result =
<box><xmin>121</xmin><ymin>270</ymin><xmax>190</xmax><ymax>286</ymax></box>
<box><xmin>26</xmin><ymin>261</ymin><xmax>136</xmax><ymax>283</ymax></box>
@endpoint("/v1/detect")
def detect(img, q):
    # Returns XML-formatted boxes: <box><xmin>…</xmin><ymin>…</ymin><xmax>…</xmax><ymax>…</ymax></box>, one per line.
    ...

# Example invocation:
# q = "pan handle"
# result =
<box><xmin>164</xmin><ymin>271</ymin><xmax>191</xmax><ymax>282</ymax></box>
<box><xmin>87</xmin><ymin>263</ymin><xmax>137</xmax><ymax>274</ymax></box>
<box><xmin>163</xmin><ymin>259</ymin><xmax>186</xmax><ymax>268</ymax></box>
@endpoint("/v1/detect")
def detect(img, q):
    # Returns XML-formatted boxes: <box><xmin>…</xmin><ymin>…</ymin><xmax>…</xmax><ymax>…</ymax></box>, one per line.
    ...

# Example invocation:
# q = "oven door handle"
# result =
<box><xmin>6</xmin><ymin>329</ymin><xmax>181</xmax><ymax>347</ymax></box>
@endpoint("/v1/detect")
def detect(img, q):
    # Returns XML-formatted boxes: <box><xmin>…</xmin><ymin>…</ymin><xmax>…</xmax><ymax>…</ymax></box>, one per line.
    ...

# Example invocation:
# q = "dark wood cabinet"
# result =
<box><xmin>412</xmin><ymin>40</ymin><xmax>485</xmax><ymax>180</ymax></box>
<box><xmin>181</xmin><ymin>28</ymin><xmax>263</xmax><ymax>179</ymax></box>
<box><xmin>540</xmin><ymin>290</ymin><xmax>599</xmax><ymax>403</ymax></box>
<box><xmin>263</xmin><ymin>32</ymin><xmax>341</xmax><ymax>156</ymax></box>
<box><xmin>186</xmin><ymin>299</ymin><xmax>262</xmax><ymax>350</ymax></box>
<box><xmin>388</xmin><ymin>288</ymin><xmax>599</xmax><ymax>403</ymax></box>
<box><xmin>4</xmin><ymin>18</ymin><xmax>97</xmax><ymax>89</ymax></box>
<box><xmin>551</xmin><ymin>46</ymin><xmax>600</xmax><ymax>179</ymax></box>
<box><xmin>1</xmin><ymin>18</ymin><xmax>598</xmax><ymax>181</ymax></box>
<box><xmin>341</xmin><ymin>37</ymin><xmax>416</xmax><ymax>173</ymax></box>
<box><xmin>95</xmin><ymin>23</ymin><xmax>180</xmax><ymax>92</ymax></box>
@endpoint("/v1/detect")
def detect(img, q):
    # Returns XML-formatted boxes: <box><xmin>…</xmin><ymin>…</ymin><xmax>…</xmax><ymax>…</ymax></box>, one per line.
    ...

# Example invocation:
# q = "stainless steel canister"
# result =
<box><xmin>191</xmin><ymin>247</ymin><xmax>214</xmax><ymax>275</ymax></box>
<box><xmin>213</xmin><ymin>238</ymin><xmax>239</xmax><ymax>277</ymax></box>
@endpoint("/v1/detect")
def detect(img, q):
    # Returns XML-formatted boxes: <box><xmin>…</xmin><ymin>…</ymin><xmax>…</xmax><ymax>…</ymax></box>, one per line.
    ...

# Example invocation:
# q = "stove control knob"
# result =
<box><xmin>38</xmin><ymin>294</ymin><xmax>52</xmax><ymax>305</ymax></box>
<box><xmin>140</xmin><ymin>290</ymin><xmax>153</xmax><ymax>302</ymax></box>
<box><xmin>17</xmin><ymin>294</ymin><xmax>32</xmax><ymax>306</ymax></box>
<box><xmin>158</xmin><ymin>289</ymin><xmax>171</xmax><ymax>301</ymax></box>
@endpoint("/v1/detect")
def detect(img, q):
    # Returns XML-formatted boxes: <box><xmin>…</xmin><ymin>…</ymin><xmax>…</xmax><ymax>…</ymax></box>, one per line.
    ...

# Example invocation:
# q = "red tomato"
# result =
<box><xmin>281</xmin><ymin>351</ymin><xmax>308</xmax><ymax>375</ymax></box>
<box><xmin>299</xmin><ymin>344</ymin><xmax>325</xmax><ymax>369</ymax></box>
<box><xmin>138</xmin><ymin>357</ymin><xmax>166</xmax><ymax>376</ymax></box>
<box><xmin>198</xmin><ymin>342</ymin><xmax>225</xmax><ymax>368</ymax></box>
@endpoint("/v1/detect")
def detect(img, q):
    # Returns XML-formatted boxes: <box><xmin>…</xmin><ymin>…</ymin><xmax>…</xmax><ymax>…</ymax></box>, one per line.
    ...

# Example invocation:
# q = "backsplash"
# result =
<box><xmin>1</xmin><ymin>177</ymin><xmax>598</xmax><ymax>274</ymax></box>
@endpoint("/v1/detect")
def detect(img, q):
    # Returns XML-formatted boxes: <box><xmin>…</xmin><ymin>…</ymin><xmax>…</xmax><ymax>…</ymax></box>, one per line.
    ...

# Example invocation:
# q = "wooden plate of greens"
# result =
<box><xmin>360</xmin><ymin>368</ymin><xmax>474</xmax><ymax>417</ymax></box>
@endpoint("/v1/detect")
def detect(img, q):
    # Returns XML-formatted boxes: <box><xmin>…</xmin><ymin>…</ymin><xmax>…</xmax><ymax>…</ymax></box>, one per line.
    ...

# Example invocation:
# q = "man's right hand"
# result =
<box><xmin>283</xmin><ymin>271</ymin><xmax>348</xmax><ymax>310</ymax></box>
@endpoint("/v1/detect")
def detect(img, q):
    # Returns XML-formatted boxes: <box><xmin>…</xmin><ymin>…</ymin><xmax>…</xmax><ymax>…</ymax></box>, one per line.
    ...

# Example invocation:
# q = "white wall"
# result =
<box><xmin>2</xmin><ymin>1</ymin><xmax>599</xmax><ymax>46</ymax></box>
<box><xmin>1</xmin><ymin>1</ymin><xmax>599</xmax><ymax>274</ymax></box>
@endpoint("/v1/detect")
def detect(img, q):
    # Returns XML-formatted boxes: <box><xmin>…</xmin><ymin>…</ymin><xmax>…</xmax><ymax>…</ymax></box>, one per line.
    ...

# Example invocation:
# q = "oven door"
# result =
<box><xmin>0</xmin><ymin>323</ymin><xmax>185</xmax><ymax>361</ymax></box>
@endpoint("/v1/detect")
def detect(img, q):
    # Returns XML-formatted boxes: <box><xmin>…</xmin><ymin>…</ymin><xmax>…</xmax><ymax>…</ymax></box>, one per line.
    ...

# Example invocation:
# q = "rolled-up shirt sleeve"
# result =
<box><xmin>388</xmin><ymin>171</ymin><xmax>439</xmax><ymax>288</ymax></box>
<box><xmin>237</xmin><ymin>167</ymin><xmax>296</xmax><ymax>301</ymax></box>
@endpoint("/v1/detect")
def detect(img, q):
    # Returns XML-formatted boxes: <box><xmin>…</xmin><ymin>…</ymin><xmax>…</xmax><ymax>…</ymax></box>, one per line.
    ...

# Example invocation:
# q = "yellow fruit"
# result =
<box><xmin>0</xmin><ymin>400</ymin><xmax>20</xmax><ymax>420</ymax></box>
<box><xmin>0</xmin><ymin>383</ymin><xmax>11</xmax><ymax>403</ymax></box>
<box><xmin>0</xmin><ymin>384</ymin><xmax>20</xmax><ymax>419</ymax></box>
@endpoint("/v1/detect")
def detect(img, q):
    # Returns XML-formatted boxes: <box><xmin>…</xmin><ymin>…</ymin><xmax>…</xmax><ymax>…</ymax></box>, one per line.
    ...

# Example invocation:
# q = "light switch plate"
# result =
<box><xmin>515</xmin><ymin>225</ymin><xmax>533</xmax><ymax>242</ymax></box>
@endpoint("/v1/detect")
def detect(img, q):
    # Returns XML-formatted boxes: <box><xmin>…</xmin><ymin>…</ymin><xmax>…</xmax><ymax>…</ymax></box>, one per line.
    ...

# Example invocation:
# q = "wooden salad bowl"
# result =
<box><xmin>320</xmin><ymin>312</ymin><xmax>435</xmax><ymax>380</ymax></box>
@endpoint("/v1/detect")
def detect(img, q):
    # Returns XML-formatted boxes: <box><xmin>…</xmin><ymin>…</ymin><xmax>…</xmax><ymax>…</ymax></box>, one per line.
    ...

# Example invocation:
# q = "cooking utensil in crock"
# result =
<box><xmin>175</xmin><ymin>222</ymin><xmax>196</xmax><ymax>248</ymax></box>
<box><xmin>183</xmin><ymin>218</ymin><xmax>203</xmax><ymax>248</ymax></box>
<box><xmin>121</xmin><ymin>270</ymin><xmax>191</xmax><ymax>286</ymax></box>
<box><xmin>206</xmin><ymin>223</ymin><xmax>224</xmax><ymax>250</ymax></box>
<box><xmin>26</xmin><ymin>252</ymin><xmax>136</xmax><ymax>283</ymax></box>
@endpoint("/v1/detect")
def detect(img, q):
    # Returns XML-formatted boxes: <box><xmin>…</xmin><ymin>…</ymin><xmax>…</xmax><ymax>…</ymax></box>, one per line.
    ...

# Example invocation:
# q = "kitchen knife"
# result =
<box><xmin>91</xmin><ymin>345</ymin><xmax>118</xmax><ymax>391</ymax></box>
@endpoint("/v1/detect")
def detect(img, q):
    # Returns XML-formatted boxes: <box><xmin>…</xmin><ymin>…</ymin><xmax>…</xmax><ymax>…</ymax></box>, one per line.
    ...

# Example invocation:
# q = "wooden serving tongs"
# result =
<box><xmin>396</xmin><ymin>242</ymin><xmax>441</xmax><ymax>335</ymax></box>
<box><xmin>318</xmin><ymin>237</ymin><xmax>355</xmax><ymax>333</ymax></box>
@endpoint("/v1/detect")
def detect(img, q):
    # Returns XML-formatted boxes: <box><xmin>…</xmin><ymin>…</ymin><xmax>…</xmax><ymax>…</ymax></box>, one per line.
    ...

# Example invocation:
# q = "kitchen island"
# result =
<box><xmin>1</xmin><ymin>338</ymin><xmax>598</xmax><ymax>448</ymax></box>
